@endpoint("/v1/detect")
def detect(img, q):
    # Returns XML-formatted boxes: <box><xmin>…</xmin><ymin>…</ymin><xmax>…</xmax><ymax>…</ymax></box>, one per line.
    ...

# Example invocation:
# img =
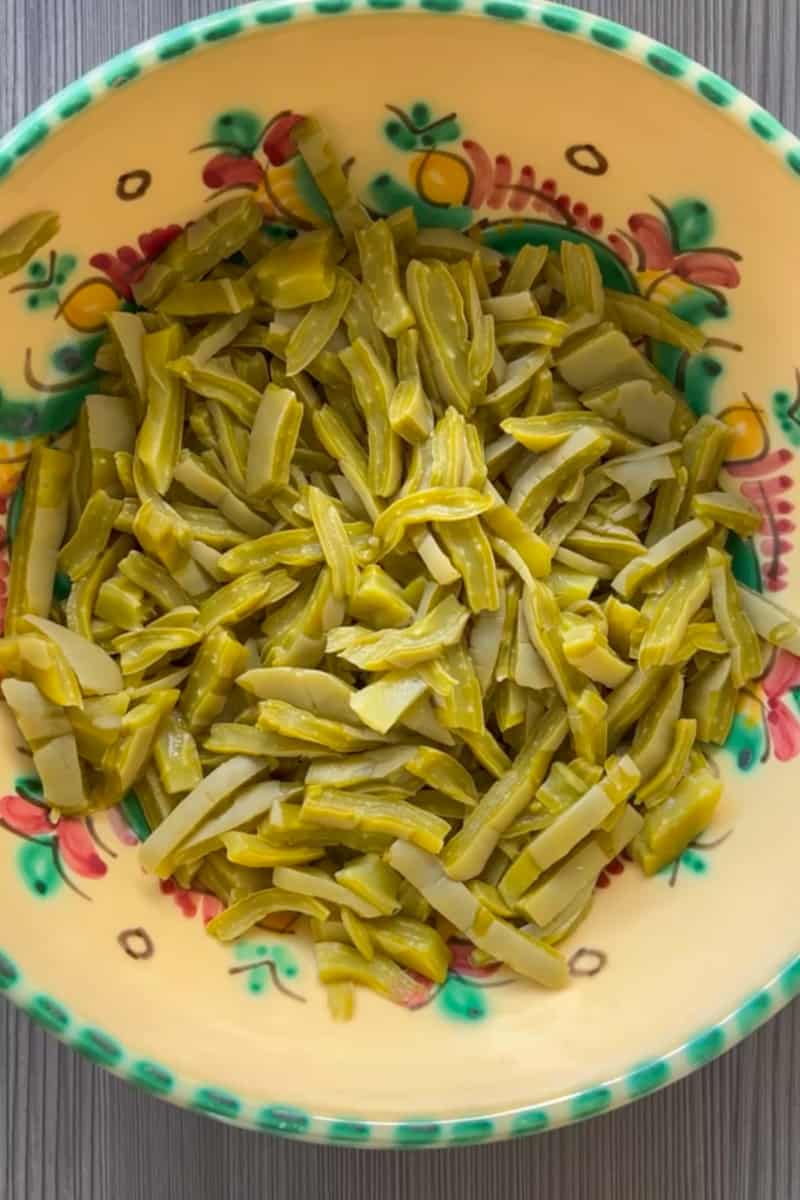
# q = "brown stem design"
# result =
<box><xmin>757</xmin><ymin>480</ymin><xmax>783</xmax><ymax>586</ymax></box>
<box><xmin>23</xmin><ymin>347</ymin><xmax>97</xmax><ymax>394</ymax></box>
<box><xmin>787</xmin><ymin>366</ymin><xmax>800</xmax><ymax>422</ymax></box>
<box><xmin>228</xmin><ymin>958</ymin><xmax>306</xmax><ymax>1002</ymax></box>
<box><xmin>385</xmin><ymin>105</ymin><xmax>458</xmax><ymax>136</ymax></box>
<box><xmin>0</xmin><ymin>822</ymin><xmax>91</xmax><ymax>901</ymax></box>
<box><xmin>9</xmin><ymin>250</ymin><xmax>57</xmax><ymax>294</ymax></box>
<box><xmin>85</xmin><ymin>815</ymin><xmax>117</xmax><ymax>860</ymax></box>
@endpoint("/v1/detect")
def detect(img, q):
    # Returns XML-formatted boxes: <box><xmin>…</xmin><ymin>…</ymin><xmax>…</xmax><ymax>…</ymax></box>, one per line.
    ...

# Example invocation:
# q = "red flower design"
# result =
<box><xmin>202</xmin><ymin>154</ymin><xmax>263</xmax><ymax>192</ymax></box>
<box><xmin>762</xmin><ymin>649</ymin><xmax>800</xmax><ymax>762</ymax></box>
<box><xmin>0</xmin><ymin>793</ymin><xmax>107</xmax><ymax>880</ymax></box>
<box><xmin>262</xmin><ymin>112</ymin><xmax>304</xmax><ymax>167</ymax></box>
<box><xmin>447</xmin><ymin>939</ymin><xmax>502</xmax><ymax>979</ymax></box>
<box><xmin>90</xmin><ymin>225</ymin><xmax>183</xmax><ymax>299</ymax></box>
<box><xmin>56</xmin><ymin>818</ymin><xmax>106</xmax><ymax>877</ymax></box>
<box><xmin>107</xmin><ymin>805</ymin><xmax>139</xmax><ymax>847</ymax></box>
<box><xmin>596</xmin><ymin>856</ymin><xmax>626</xmax><ymax>889</ymax></box>
<box><xmin>160</xmin><ymin>878</ymin><xmax>223</xmax><ymax>925</ymax></box>
<box><xmin>200</xmin><ymin>112</ymin><xmax>305</xmax><ymax>196</ymax></box>
<box><xmin>0</xmin><ymin>793</ymin><xmax>49</xmax><ymax>836</ymax></box>
<box><xmin>609</xmin><ymin>211</ymin><xmax>741</xmax><ymax>288</ymax></box>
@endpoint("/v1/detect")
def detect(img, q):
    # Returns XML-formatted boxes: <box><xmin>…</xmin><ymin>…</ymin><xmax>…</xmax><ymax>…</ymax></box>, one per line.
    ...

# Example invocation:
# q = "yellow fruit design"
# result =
<box><xmin>409</xmin><ymin>150</ymin><xmax>472</xmax><ymax>208</ymax></box>
<box><xmin>718</xmin><ymin>398</ymin><xmax>768</xmax><ymax>462</ymax></box>
<box><xmin>258</xmin><ymin>162</ymin><xmax>324</xmax><ymax>228</ymax></box>
<box><xmin>0</xmin><ymin>438</ymin><xmax>36</xmax><ymax>496</ymax></box>
<box><xmin>58</xmin><ymin>278</ymin><xmax>122</xmax><ymax>333</ymax></box>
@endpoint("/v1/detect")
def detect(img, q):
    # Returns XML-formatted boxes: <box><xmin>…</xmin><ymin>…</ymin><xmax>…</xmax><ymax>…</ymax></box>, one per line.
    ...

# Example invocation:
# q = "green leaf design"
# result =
<box><xmin>669</xmin><ymin>198</ymin><xmax>714</xmax><ymax>251</ymax></box>
<box><xmin>210</xmin><ymin>109</ymin><xmax>264</xmax><ymax>154</ymax></box>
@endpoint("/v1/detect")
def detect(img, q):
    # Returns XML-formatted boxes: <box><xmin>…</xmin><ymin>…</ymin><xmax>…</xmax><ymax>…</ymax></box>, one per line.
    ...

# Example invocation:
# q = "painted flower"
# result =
<box><xmin>727</xmin><ymin>648</ymin><xmax>800</xmax><ymax>771</ymax></box>
<box><xmin>447</xmin><ymin>938</ymin><xmax>502</xmax><ymax>980</ymax></box>
<box><xmin>198</xmin><ymin>109</ymin><xmax>306</xmax><ymax>194</ymax></box>
<box><xmin>596</xmin><ymin>854</ymin><xmax>626</xmax><ymax>889</ymax></box>
<box><xmin>0</xmin><ymin>791</ymin><xmax>107</xmax><ymax>897</ymax></box>
<box><xmin>159</xmin><ymin>878</ymin><xmax>223</xmax><ymax>925</ymax></box>
<box><xmin>724</xmin><ymin>388</ymin><xmax>796</xmax><ymax>595</ymax></box>
<box><xmin>106</xmin><ymin>805</ymin><xmax>140</xmax><ymax>848</ymax></box>
<box><xmin>609</xmin><ymin>197</ymin><xmax>741</xmax><ymax>288</ymax></box>
<box><xmin>89</xmin><ymin>225</ymin><xmax>182</xmax><ymax>299</ymax></box>
<box><xmin>761</xmin><ymin>648</ymin><xmax>800</xmax><ymax>761</ymax></box>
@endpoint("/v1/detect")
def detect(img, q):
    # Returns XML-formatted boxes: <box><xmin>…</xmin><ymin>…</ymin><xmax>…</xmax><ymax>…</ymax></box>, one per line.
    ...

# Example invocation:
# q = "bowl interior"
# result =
<box><xmin>1</xmin><ymin>4</ymin><xmax>800</xmax><ymax>1145</ymax></box>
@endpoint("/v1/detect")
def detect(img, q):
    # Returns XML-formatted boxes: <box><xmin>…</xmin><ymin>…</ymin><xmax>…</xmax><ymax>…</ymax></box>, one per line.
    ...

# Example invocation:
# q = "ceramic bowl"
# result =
<box><xmin>1</xmin><ymin>0</ymin><xmax>800</xmax><ymax>1149</ymax></box>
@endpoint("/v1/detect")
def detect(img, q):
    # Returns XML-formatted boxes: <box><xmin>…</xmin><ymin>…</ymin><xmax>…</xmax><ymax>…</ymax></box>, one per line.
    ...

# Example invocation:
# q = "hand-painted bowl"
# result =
<box><xmin>1</xmin><ymin>0</ymin><xmax>799</xmax><ymax>1148</ymax></box>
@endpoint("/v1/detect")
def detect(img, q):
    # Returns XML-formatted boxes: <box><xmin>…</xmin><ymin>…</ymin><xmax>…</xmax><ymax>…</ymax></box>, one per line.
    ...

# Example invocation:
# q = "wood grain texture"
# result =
<box><xmin>1</xmin><ymin>1</ymin><xmax>799</xmax><ymax>1196</ymax></box>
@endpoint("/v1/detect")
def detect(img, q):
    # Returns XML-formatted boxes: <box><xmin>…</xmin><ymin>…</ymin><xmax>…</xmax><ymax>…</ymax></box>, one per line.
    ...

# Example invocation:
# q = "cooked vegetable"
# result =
<box><xmin>341</xmin><ymin>337</ymin><xmax>402</xmax><ymax>498</ymax></box>
<box><xmin>314</xmin><ymin>941</ymin><xmax>426</xmax><ymax>1006</ymax></box>
<box><xmin>499</xmin><ymin>755</ymin><xmax>640</xmax><ymax>904</ymax></box>
<box><xmin>387</xmin><ymin>841</ymin><xmax>567</xmax><ymax>988</ymax></box>
<box><xmin>441</xmin><ymin>705</ymin><xmax>568</xmax><ymax>880</ymax></box>
<box><xmin>326</xmin><ymin>595</ymin><xmax>469</xmax><ymax>670</ymax></box>
<box><xmin>140</xmin><ymin>756</ymin><xmax>265</xmax><ymax>876</ymax></box>
<box><xmin>0</xmin><ymin>210</ymin><xmax>59</xmax><ymax>278</ymax></box>
<box><xmin>370</xmin><ymin>915</ymin><xmax>450</xmax><ymax>983</ymax></box>
<box><xmin>133</xmin><ymin>196</ymin><xmax>262</xmax><ymax>307</ymax></box>
<box><xmin>407</xmin><ymin>259</ymin><xmax>474</xmax><ymax>414</ymax></box>
<box><xmin>637</xmin><ymin>549</ymin><xmax>710</xmax><ymax>669</ymax></box>
<box><xmin>58</xmin><ymin>491</ymin><xmax>123</xmax><ymax>582</ymax></box>
<box><xmin>632</xmin><ymin>760</ymin><xmax>721</xmax><ymax>875</ymax></box>
<box><xmin>302</xmin><ymin>787</ymin><xmax>450</xmax><ymax>853</ymax></box>
<box><xmin>137</xmin><ymin>326</ymin><xmax>185</xmax><ymax>494</ymax></box>
<box><xmin>21</xmin><ymin>616</ymin><xmax>122</xmax><ymax>695</ymax></box>
<box><xmin>612</xmin><ymin>518</ymin><xmax>713</xmax><ymax>599</ymax></box>
<box><xmin>307</xmin><ymin>485</ymin><xmax>359</xmax><ymax>600</ymax></box>
<box><xmin>294</xmin><ymin>117</ymin><xmax>369</xmax><ymax>245</ymax></box>
<box><xmin>390</xmin><ymin>329</ymin><xmax>434</xmax><ymax>444</ymax></box>
<box><xmin>1</xmin><ymin>121</ymin><xmax>768</xmax><ymax>1016</ymax></box>
<box><xmin>603</xmin><ymin>290</ymin><xmax>706</xmax><ymax>354</ymax></box>
<box><xmin>357</xmin><ymin>219</ymin><xmax>414</xmax><ymax>337</ymax></box>
<box><xmin>691</xmin><ymin>490</ymin><xmax>762</xmax><ymax>536</ymax></box>
<box><xmin>273</xmin><ymin>865</ymin><xmax>382</xmax><ymax>919</ymax></box>
<box><xmin>374</xmin><ymin>487</ymin><xmax>492</xmax><ymax>554</ymax></box>
<box><xmin>207</xmin><ymin>889</ymin><xmax>330</xmax><ymax>941</ymax></box>
<box><xmin>6</xmin><ymin>446</ymin><xmax>72</xmax><ymax>634</ymax></box>
<box><xmin>246</xmin><ymin>385</ymin><xmax>303</xmax><ymax>499</ymax></box>
<box><xmin>154</xmin><ymin>711</ymin><xmax>203</xmax><ymax>795</ymax></box>
<box><xmin>736</xmin><ymin>585</ymin><xmax>800</xmax><ymax>656</ymax></box>
<box><xmin>707</xmin><ymin>547</ymin><xmax>762</xmax><ymax>685</ymax></box>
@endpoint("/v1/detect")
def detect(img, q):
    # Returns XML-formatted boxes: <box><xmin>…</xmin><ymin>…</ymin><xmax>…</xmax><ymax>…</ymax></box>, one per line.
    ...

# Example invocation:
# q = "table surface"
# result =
<box><xmin>2</xmin><ymin>0</ymin><xmax>799</xmax><ymax>1196</ymax></box>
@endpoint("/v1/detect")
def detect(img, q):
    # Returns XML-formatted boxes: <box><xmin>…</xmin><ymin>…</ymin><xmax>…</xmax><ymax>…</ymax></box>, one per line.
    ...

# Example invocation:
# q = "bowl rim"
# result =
<box><xmin>1</xmin><ymin>0</ymin><xmax>799</xmax><ymax>1149</ymax></box>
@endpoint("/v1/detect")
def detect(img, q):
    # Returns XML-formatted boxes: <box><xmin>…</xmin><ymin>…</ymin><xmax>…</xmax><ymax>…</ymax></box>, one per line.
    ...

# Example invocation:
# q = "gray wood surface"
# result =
<box><xmin>1</xmin><ymin>0</ymin><xmax>799</xmax><ymax>1196</ymax></box>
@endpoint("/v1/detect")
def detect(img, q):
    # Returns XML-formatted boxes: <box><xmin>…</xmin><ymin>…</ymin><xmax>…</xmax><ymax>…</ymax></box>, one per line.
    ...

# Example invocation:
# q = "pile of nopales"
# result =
<box><xmin>1</xmin><ymin>120</ymin><xmax>798</xmax><ymax>1017</ymax></box>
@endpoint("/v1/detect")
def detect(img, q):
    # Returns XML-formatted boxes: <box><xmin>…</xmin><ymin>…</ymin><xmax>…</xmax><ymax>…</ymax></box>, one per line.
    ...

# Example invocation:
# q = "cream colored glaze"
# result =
<box><xmin>0</xmin><ymin>12</ymin><xmax>798</xmax><ymax>1125</ymax></box>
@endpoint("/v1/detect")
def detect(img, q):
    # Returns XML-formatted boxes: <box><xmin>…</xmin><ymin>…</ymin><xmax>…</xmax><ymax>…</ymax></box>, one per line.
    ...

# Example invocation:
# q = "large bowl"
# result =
<box><xmin>1</xmin><ymin>0</ymin><xmax>800</xmax><ymax>1148</ymax></box>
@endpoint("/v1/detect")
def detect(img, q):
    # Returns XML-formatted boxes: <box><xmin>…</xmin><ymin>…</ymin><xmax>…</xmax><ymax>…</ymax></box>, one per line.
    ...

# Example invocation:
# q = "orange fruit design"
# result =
<box><xmin>246</xmin><ymin>163</ymin><xmax>324</xmax><ymax>228</ymax></box>
<box><xmin>58</xmin><ymin>278</ymin><xmax>122</xmax><ymax>333</ymax></box>
<box><xmin>718</xmin><ymin>399</ymin><xmax>768</xmax><ymax>462</ymax></box>
<box><xmin>409</xmin><ymin>150</ymin><xmax>472</xmax><ymax>207</ymax></box>
<box><xmin>0</xmin><ymin>438</ymin><xmax>36</xmax><ymax>496</ymax></box>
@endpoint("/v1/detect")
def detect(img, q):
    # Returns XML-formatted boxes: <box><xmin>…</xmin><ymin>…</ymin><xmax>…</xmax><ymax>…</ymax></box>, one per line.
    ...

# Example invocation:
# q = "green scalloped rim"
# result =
<box><xmin>3</xmin><ymin>944</ymin><xmax>800</xmax><ymax>1144</ymax></box>
<box><xmin>1</xmin><ymin>0</ymin><xmax>799</xmax><ymax>1147</ymax></box>
<box><xmin>0</xmin><ymin>0</ymin><xmax>798</xmax><ymax>183</ymax></box>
